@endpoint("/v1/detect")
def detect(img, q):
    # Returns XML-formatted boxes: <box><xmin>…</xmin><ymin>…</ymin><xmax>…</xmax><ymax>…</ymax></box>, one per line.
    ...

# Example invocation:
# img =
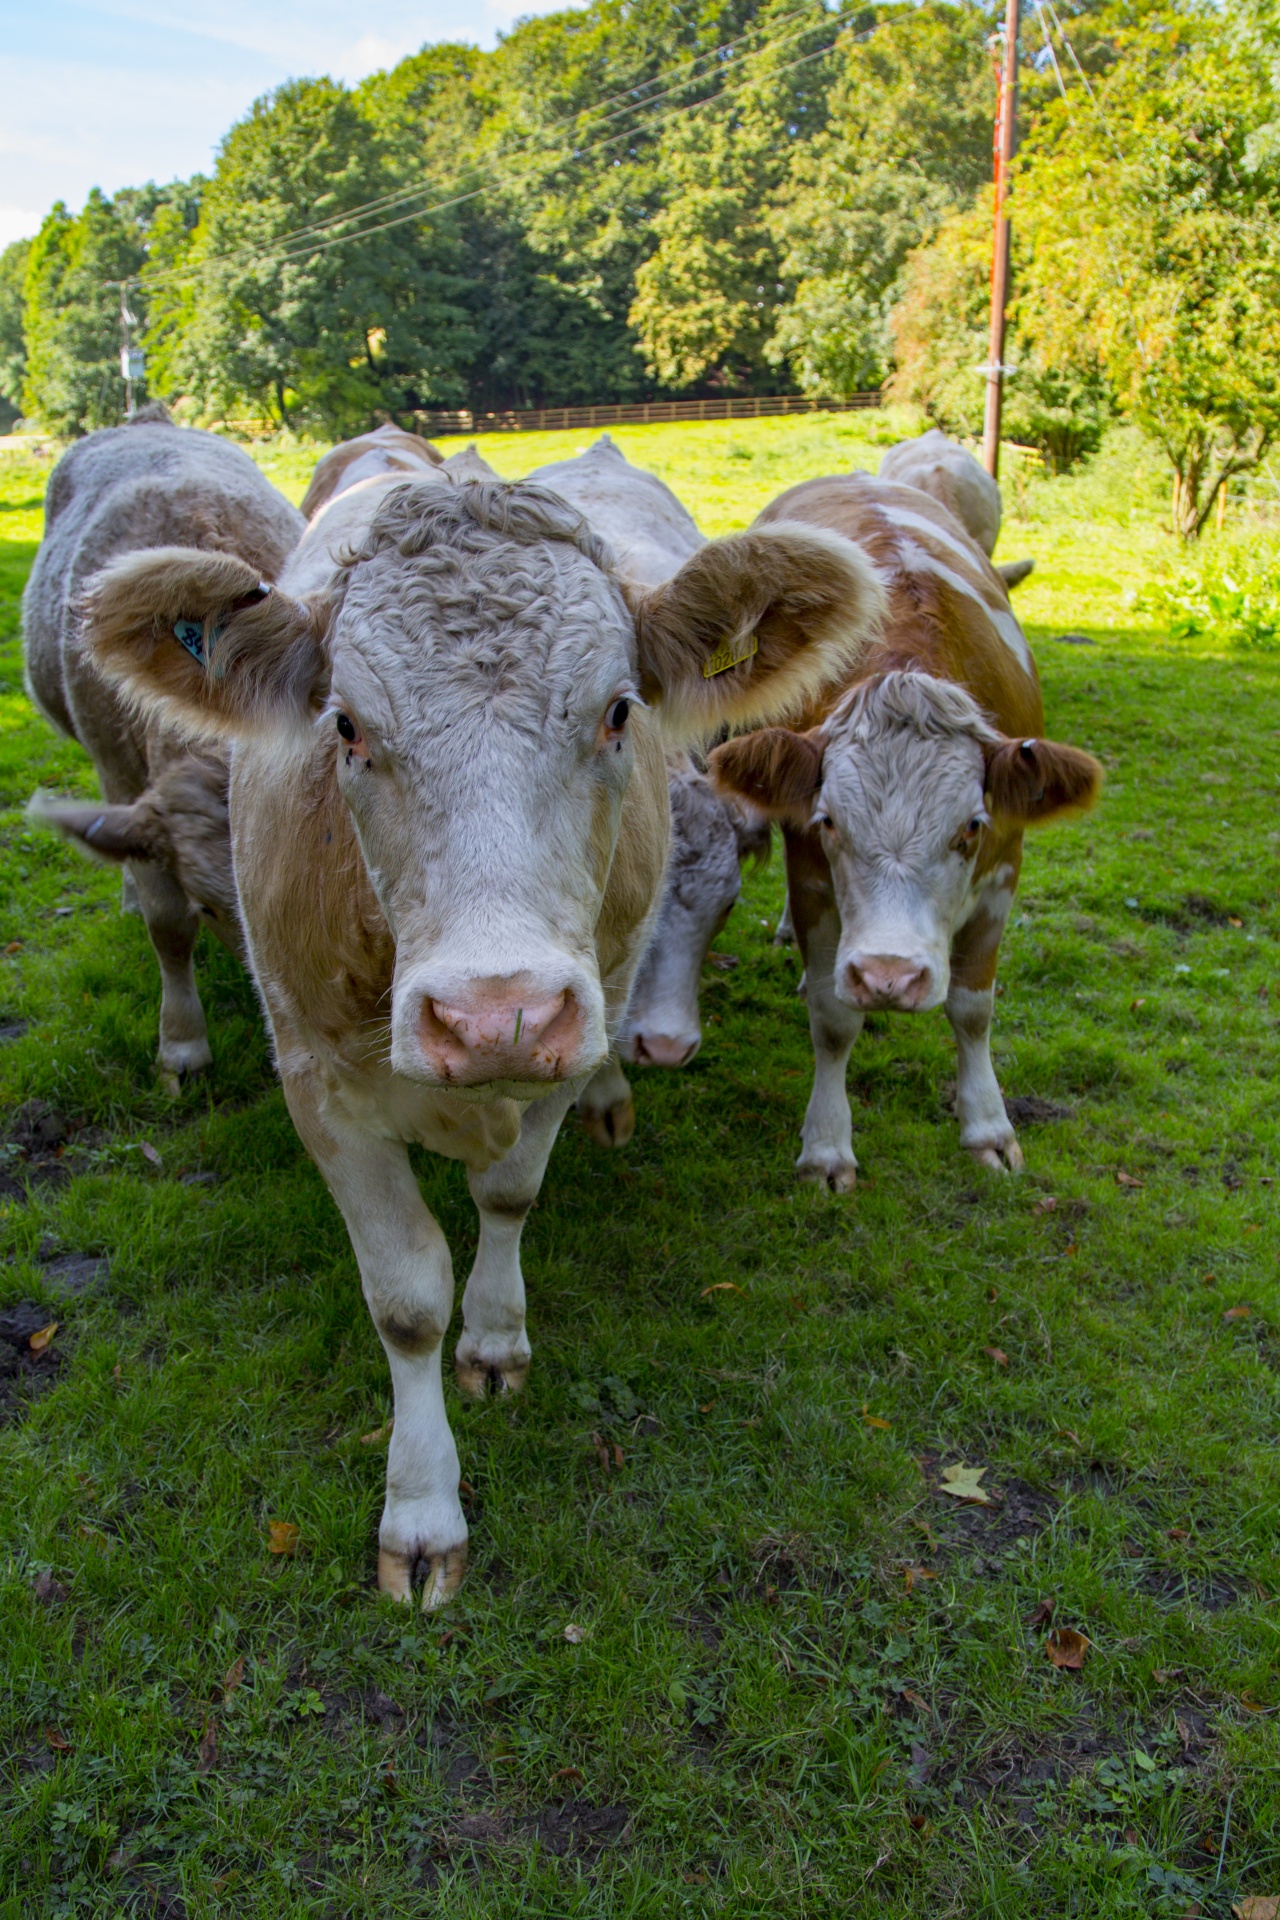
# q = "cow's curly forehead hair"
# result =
<box><xmin>328</xmin><ymin>478</ymin><xmax>618</xmax><ymax>619</ymax></box>
<box><xmin>825</xmin><ymin>668</ymin><xmax>1001</xmax><ymax>752</ymax></box>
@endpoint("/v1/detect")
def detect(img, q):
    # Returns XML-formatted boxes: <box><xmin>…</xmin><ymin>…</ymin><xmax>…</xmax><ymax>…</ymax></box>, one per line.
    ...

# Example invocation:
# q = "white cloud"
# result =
<box><xmin>330</xmin><ymin>32</ymin><xmax>428</xmax><ymax>85</ymax></box>
<box><xmin>0</xmin><ymin>207</ymin><xmax>43</xmax><ymax>249</ymax></box>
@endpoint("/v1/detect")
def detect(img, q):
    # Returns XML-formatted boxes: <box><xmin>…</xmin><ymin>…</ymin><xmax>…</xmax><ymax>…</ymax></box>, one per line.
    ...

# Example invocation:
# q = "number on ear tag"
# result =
<box><xmin>702</xmin><ymin>630</ymin><xmax>759</xmax><ymax>679</ymax></box>
<box><xmin>174</xmin><ymin>619</ymin><xmax>207</xmax><ymax>664</ymax></box>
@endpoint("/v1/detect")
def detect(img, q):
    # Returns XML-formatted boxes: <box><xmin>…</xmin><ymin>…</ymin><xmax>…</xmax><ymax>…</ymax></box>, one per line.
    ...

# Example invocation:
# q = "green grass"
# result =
<box><xmin>0</xmin><ymin>422</ymin><xmax>1277</xmax><ymax>1918</ymax></box>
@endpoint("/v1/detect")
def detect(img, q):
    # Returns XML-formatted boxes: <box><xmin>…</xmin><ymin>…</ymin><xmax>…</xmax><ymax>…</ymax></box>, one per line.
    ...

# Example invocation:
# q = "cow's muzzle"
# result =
<box><xmin>416</xmin><ymin>981</ymin><xmax>586</xmax><ymax>1086</ymax></box>
<box><xmin>843</xmin><ymin>953</ymin><xmax>934</xmax><ymax>1012</ymax></box>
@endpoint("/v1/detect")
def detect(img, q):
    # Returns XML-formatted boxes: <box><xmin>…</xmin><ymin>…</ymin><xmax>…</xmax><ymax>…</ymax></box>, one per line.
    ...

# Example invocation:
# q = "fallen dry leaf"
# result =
<box><xmin>222</xmin><ymin>1655</ymin><xmax>245</xmax><ymax>1699</ymax></box>
<box><xmin>1130</xmin><ymin>997</ymin><xmax>1146</xmax><ymax>1011</ymax></box>
<box><xmin>901</xmin><ymin>1688</ymin><xmax>930</xmax><ymax>1713</ymax></box>
<box><xmin>563</xmin><ymin>1622</ymin><xmax>587</xmax><ymax>1644</ymax></box>
<box><xmin>1026</xmin><ymin>1597</ymin><xmax>1056</xmax><ymax>1629</ymax></box>
<box><xmin>1229</xmin><ymin>916</ymin><xmax>1244</xmax><ymax>929</ymax></box>
<box><xmin>1063</xmin><ymin>1241</ymin><xmax>1079</xmax><ymax>1256</ymax></box>
<box><xmin>907</xmin><ymin>1811</ymin><xmax>928</xmax><ymax>1831</ymax></box>
<box><xmin>699</xmin><ymin>1282</ymin><xmax>745</xmax><ymax>1297</ymax></box>
<box><xmin>1224</xmin><ymin>1305</ymin><xmax>1251</xmax><ymax>1322</ymax></box>
<box><xmin>706</xmin><ymin>953</ymin><xmax>738</xmax><ymax>970</ymax></box>
<box><xmin>359</xmin><ymin>1422</ymin><xmax>392</xmax><ymax>1445</ymax></box>
<box><xmin>984</xmin><ymin>1346</ymin><xmax>1009</xmax><ymax>1367</ymax></box>
<box><xmin>197</xmin><ymin>1715</ymin><xmax>217</xmax><ymax>1775</ymax></box>
<box><xmin>31</xmin><ymin>1570</ymin><xmax>68</xmax><ymax>1605</ymax></box>
<box><xmin>45</xmin><ymin>1726</ymin><xmax>71</xmax><ymax>1752</ymax></box>
<box><xmin>939</xmin><ymin>1463</ymin><xmax>993</xmax><ymax>1506</ymax></box>
<box><xmin>1153</xmin><ymin>1668</ymin><xmax>1184</xmax><ymax>1684</ymax></box>
<box><xmin>553</xmin><ymin>1766</ymin><xmax>585</xmax><ymax>1784</ymax></box>
<box><xmin>1168</xmin><ymin>1527</ymin><xmax>1190</xmax><ymax>1542</ymax></box>
<box><xmin>903</xmin><ymin>1566</ymin><xmax>937</xmax><ymax>1592</ymax></box>
<box><xmin>1240</xmin><ymin>1690</ymin><xmax>1266</xmax><ymax>1713</ymax></box>
<box><xmin>986</xmin><ymin>1286</ymin><xmax>999</xmax><ymax>1302</ymax></box>
<box><xmin>139</xmin><ymin>1142</ymin><xmax>162</xmax><ymax>1168</ymax></box>
<box><xmin>267</xmin><ymin>1520</ymin><xmax>300</xmax><ymax>1557</ymax></box>
<box><xmin>1057</xmin><ymin>1428</ymin><xmax>1083</xmax><ymax>1447</ymax></box>
<box><xmin>29</xmin><ymin>1322</ymin><xmax>58</xmax><ymax>1354</ymax></box>
<box><xmin>3</xmin><ymin>941</ymin><xmax>23</xmax><ymax>955</ymax></box>
<box><xmin>1116</xmin><ymin>1170</ymin><xmax>1145</xmax><ymax>1189</ymax></box>
<box><xmin>590</xmin><ymin>1431</ymin><xmax>611</xmax><ymax>1472</ymax></box>
<box><xmin>861</xmin><ymin>1405</ymin><xmax>891</xmax><ymax>1431</ymax></box>
<box><xmin>1234</xmin><ymin>1900</ymin><xmax>1280</xmax><ymax>1920</ymax></box>
<box><xmin>1032</xmin><ymin>1196</ymin><xmax>1058</xmax><ymax>1216</ymax></box>
<box><xmin>1045</xmin><ymin>1627</ymin><xmax>1090</xmax><ymax>1670</ymax></box>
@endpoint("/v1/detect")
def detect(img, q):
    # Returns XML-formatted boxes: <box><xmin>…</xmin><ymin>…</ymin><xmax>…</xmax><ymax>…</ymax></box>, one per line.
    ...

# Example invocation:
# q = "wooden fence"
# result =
<box><xmin>411</xmin><ymin>392</ymin><xmax>883</xmax><ymax>436</ymax></box>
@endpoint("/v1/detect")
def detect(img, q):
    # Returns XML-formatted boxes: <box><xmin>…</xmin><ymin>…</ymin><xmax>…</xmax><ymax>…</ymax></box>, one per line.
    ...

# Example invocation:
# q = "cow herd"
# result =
<box><xmin>20</xmin><ymin>410</ymin><xmax>1100</xmax><ymax>1606</ymax></box>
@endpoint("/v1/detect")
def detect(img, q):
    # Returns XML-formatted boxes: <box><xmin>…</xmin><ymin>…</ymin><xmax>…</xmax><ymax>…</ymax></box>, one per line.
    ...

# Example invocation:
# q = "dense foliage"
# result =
<box><xmin>9</xmin><ymin>0</ymin><xmax>1280</xmax><ymax>523</ymax></box>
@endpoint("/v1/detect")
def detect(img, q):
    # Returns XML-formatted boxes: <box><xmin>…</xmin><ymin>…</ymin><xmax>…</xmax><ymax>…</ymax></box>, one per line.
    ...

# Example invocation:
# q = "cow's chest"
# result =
<box><xmin>322</xmin><ymin>1060</ymin><xmax>525</xmax><ymax>1173</ymax></box>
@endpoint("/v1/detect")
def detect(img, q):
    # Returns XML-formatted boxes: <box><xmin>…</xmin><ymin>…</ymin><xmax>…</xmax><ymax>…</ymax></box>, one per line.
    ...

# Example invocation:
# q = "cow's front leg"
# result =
<box><xmin>575</xmin><ymin>1052</ymin><xmax>635</xmax><ymax>1147</ymax></box>
<box><xmin>946</xmin><ymin>983</ymin><xmax>1022</xmax><ymax>1172</ymax></box>
<box><xmin>282</xmin><ymin>1075</ymin><xmax>466</xmax><ymax>1607</ymax></box>
<box><xmin>796</xmin><ymin>905</ymin><xmax>865</xmax><ymax>1191</ymax></box>
<box><xmin>456</xmin><ymin>1083</ymin><xmax>577</xmax><ymax>1398</ymax></box>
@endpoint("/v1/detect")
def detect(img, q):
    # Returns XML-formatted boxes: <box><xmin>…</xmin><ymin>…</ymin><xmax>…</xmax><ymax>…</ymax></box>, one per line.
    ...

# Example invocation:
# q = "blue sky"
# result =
<box><xmin>0</xmin><ymin>0</ymin><xmax>573</xmax><ymax>249</ymax></box>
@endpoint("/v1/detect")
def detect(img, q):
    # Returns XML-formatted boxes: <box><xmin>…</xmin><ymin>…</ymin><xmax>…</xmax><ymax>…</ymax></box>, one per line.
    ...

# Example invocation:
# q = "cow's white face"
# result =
<box><xmin>620</xmin><ymin>765</ymin><xmax>765</xmax><ymax>1067</ymax></box>
<box><xmin>324</xmin><ymin>508</ymin><xmax>639</xmax><ymax>1097</ymax></box>
<box><xmin>815</xmin><ymin>686</ymin><xmax>997</xmax><ymax>1013</ymax></box>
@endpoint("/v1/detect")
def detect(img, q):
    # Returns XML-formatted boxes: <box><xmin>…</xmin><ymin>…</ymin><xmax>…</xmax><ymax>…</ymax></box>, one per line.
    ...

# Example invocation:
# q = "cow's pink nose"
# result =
<box><xmin>845</xmin><ymin>955</ymin><xmax>932</xmax><ymax>1011</ymax></box>
<box><xmin>418</xmin><ymin>988</ymin><xmax>583</xmax><ymax>1084</ymax></box>
<box><xmin>631</xmin><ymin>1031</ymin><xmax>700</xmax><ymax>1068</ymax></box>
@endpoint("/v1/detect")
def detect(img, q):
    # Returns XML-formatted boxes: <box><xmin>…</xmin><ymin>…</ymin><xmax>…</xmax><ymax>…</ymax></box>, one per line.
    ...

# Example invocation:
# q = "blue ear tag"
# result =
<box><xmin>173</xmin><ymin>618</ymin><xmax>207</xmax><ymax>664</ymax></box>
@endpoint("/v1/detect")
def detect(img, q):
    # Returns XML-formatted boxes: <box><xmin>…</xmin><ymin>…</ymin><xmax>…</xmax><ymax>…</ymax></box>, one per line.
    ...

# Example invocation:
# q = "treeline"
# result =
<box><xmin>2</xmin><ymin>0</ymin><xmax>1279</xmax><ymax>532</ymax></box>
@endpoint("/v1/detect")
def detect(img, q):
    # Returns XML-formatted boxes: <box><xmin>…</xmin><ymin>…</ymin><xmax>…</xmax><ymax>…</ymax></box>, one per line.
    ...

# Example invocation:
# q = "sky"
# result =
<box><xmin>0</xmin><ymin>0</ymin><xmax>573</xmax><ymax>250</ymax></box>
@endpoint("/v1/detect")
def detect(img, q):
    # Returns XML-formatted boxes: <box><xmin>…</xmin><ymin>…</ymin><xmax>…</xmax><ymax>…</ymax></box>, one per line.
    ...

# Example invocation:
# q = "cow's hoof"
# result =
<box><xmin>578</xmin><ymin>1095</ymin><xmax>635</xmax><ymax>1149</ymax></box>
<box><xmin>454</xmin><ymin>1337</ymin><xmax>531</xmax><ymax>1399</ymax></box>
<box><xmin>797</xmin><ymin>1155</ymin><xmax>858</xmax><ymax>1194</ymax></box>
<box><xmin>158</xmin><ymin>1036</ymin><xmax>212</xmax><ymax>1082</ymax></box>
<box><xmin>969</xmin><ymin>1137</ymin><xmax>1024</xmax><ymax>1174</ymax></box>
<box><xmin>377</xmin><ymin>1542</ymin><xmax>467</xmax><ymax>1610</ymax></box>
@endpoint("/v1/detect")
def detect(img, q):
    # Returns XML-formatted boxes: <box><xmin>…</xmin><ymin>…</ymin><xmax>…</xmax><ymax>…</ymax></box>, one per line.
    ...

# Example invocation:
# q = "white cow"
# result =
<box><xmin>81</xmin><ymin>475</ymin><xmax>884</xmax><ymax>1604</ymax></box>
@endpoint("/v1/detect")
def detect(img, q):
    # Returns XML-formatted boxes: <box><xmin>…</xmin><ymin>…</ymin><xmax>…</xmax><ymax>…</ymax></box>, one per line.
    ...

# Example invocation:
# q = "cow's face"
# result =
<box><xmin>619</xmin><ymin>763</ymin><xmax>768</xmax><ymax>1068</ymax></box>
<box><xmin>84</xmin><ymin>488</ymin><xmax>887</xmax><ymax>1096</ymax></box>
<box><xmin>323</xmin><ymin>508</ymin><xmax>639</xmax><ymax>1094</ymax></box>
<box><xmin>711</xmin><ymin>671</ymin><xmax>1101</xmax><ymax>1015</ymax></box>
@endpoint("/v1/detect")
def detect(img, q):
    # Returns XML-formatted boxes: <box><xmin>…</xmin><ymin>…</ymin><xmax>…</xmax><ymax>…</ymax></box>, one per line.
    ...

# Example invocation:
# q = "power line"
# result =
<box><xmin>131</xmin><ymin>5</ymin><xmax>852</xmax><ymax>295</ymax></box>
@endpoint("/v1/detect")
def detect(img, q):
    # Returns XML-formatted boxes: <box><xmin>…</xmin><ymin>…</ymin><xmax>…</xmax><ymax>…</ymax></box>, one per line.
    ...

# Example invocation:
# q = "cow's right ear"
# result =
<box><xmin>708</xmin><ymin>727</ymin><xmax>824</xmax><ymax>829</ymax></box>
<box><xmin>84</xmin><ymin>547</ymin><xmax>328</xmax><ymax>740</ymax></box>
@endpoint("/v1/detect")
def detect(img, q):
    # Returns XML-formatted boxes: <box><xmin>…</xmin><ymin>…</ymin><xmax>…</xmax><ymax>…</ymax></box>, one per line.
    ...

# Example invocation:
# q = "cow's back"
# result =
<box><xmin>877</xmin><ymin>429</ymin><xmax>1002</xmax><ymax>558</ymax></box>
<box><xmin>529</xmin><ymin>436</ymin><xmax>703</xmax><ymax>589</ymax></box>
<box><xmin>757</xmin><ymin>473</ymin><xmax>1042</xmax><ymax>740</ymax></box>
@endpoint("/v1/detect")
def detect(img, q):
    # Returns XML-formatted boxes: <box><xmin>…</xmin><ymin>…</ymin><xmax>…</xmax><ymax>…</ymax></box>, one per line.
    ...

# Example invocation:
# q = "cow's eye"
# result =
<box><xmin>605</xmin><ymin>698</ymin><xmax>630</xmax><ymax>733</ymax></box>
<box><xmin>336</xmin><ymin>713</ymin><xmax>357</xmax><ymax>742</ymax></box>
<box><xmin>953</xmin><ymin>816</ymin><xmax>984</xmax><ymax>854</ymax></box>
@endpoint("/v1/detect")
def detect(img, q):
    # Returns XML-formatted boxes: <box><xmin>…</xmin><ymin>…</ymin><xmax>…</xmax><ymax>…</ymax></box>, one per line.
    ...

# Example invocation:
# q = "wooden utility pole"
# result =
<box><xmin>982</xmin><ymin>0</ymin><xmax>1020</xmax><ymax>479</ymax></box>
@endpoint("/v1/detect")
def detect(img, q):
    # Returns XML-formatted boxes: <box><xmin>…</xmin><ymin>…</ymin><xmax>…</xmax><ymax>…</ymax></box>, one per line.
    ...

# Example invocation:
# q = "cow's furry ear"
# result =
<box><xmin>984</xmin><ymin>734</ymin><xmax>1102</xmax><ymax>824</ymax></box>
<box><xmin>628</xmin><ymin>523</ymin><xmax>884</xmax><ymax>740</ymax></box>
<box><xmin>709</xmin><ymin>728</ymin><xmax>824</xmax><ymax>829</ymax></box>
<box><xmin>83</xmin><ymin>547</ymin><xmax>328</xmax><ymax>741</ymax></box>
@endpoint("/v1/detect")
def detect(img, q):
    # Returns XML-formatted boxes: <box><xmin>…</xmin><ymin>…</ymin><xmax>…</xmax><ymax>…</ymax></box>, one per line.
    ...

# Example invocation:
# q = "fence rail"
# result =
<box><xmin>411</xmin><ymin>392</ymin><xmax>883</xmax><ymax>436</ymax></box>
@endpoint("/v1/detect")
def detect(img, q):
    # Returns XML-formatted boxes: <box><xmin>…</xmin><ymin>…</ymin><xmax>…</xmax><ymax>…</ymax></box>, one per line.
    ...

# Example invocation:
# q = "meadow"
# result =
<box><xmin>0</xmin><ymin>414</ymin><xmax>1277</xmax><ymax>1917</ymax></box>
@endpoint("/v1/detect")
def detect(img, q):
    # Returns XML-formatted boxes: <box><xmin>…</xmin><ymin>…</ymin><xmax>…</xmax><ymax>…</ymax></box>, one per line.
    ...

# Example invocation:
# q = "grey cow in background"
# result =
<box><xmin>24</xmin><ymin>407</ymin><xmax>303</xmax><ymax>1078</ymax></box>
<box><xmin>526</xmin><ymin>437</ymin><xmax>771</xmax><ymax>1142</ymax></box>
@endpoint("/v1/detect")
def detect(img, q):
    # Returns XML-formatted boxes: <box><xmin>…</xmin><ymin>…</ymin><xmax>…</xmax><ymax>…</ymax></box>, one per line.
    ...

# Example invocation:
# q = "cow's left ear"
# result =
<box><xmin>984</xmin><ymin>734</ymin><xmax>1103</xmax><ymax>824</ymax></box>
<box><xmin>708</xmin><ymin>727</ymin><xmax>825</xmax><ymax>829</ymax></box>
<box><xmin>627</xmin><ymin>523</ymin><xmax>885</xmax><ymax>738</ymax></box>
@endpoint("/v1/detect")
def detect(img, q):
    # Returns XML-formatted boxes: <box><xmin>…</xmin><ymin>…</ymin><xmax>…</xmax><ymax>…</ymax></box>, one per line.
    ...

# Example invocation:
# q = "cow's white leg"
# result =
<box><xmin>457</xmin><ymin>1083</ymin><xmax>576</xmax><ymax>1398</ymax></box>
<box><xmin>282</xmin><ymin>1075</ymin><xmax>466</xmax><ymax>1607</ymax></box>
<box><xmin>946</xmin><ymin>983</ymin><xmax>1023</xmax><ymax>1173</ymax></box>
<box><xmin>575</xmin><ymin>1052</ymin><xmax>635</xmax><ymax>1148</ymax></box>
<box><xmin>127</xmin><ymin>858</ymin><xmax>211</xmax><ymax>1082</ymax></box>
<box><xmin>796</xmin><ymin>907</ymin><xmax>864</xmax><ymax>1193</ymax></box>
<box><xmin>773</xmin><ymin>891</ymin><xmax>795</xmax><ymax>947</ymax></box>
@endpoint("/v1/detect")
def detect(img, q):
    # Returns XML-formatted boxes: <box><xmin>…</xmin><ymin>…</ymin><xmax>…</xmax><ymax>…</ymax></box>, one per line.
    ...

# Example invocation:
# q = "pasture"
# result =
<box><xmin>0</xmin><ymin>416</ymin><xmax>1277</xmax><ymax>1917</ymax></box>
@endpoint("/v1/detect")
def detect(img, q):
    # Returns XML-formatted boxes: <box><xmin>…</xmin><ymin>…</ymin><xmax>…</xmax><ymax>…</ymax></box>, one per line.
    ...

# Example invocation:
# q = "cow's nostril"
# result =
<box><xmin>845</xmin><ymin>957</ymin><xmax>931</xmax><ymax>1010</ymax></box>
<box><xmin>633</xmin><ymin>1032</ymin><xmax>700</xmax><ymax>1068</ymax></box>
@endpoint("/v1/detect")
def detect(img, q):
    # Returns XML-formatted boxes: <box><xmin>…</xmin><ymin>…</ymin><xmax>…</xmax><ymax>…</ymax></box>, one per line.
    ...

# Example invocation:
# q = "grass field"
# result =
<box><xmin>0</xmin><ymin>416</ymin><xmax>1277</xmax><ymax>1917</ymax></box>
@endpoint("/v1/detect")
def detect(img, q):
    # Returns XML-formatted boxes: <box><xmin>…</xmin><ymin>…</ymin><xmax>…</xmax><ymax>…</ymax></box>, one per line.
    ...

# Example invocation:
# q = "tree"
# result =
<box><xmin>0</xmin><ymin>240</ymin><xmax>30</xmax><ymax>429</ymax></box>
<box><xmin>888</xmin><ymin>192</ymin><xmax>1110</xmax><ymax>471</ymax></box>
<box><xmin>766</xmin><ymin>1</ymin><xmax>993</xmax><ymax>398</ymax></box>
<box><xmin>156</xmin><ymin>78</ymin><xmax>478</xmax><ymax>434</ymax></box>
<box><xmin>22</xmin><ymin>192</ymin><xmax>146</xmax><ymax>435</ymax></box>
<box><xmin>1017</xmin><ymin>6</ymin><xmax>1280</xmax><ymax>535</ymax></box>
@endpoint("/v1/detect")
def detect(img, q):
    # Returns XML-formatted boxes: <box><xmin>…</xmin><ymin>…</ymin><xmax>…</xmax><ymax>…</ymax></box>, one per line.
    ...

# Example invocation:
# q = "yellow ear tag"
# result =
<box><xmin>702</xmin><ymin>630</ymin><xmax>759</xmax><ymax>679</ymax></box>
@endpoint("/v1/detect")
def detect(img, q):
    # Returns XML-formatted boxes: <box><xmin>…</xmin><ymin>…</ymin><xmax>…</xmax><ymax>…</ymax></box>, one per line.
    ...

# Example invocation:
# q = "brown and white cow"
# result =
<box><xmin>298</xmin><ymin>423</ymin><xmax>444</xmax><ymax>520</ymax></box>
<box><xmin>23</xmin><ymin>408</ymin><xmax>304</xmax><ymax>1073</ymax></box>
<box><xmin>877</xmin><ymin>428</ymin><xmax>1035</xmax><ymax>590</ymax></box>
<box><xmin>710</xmin><ymin>473</ymin><xmax>1101</xmax><ymax>1190</ymax></box>
<box><xmin>80</xmin><ymin>478</ymin><xmax>884</xmax><ymax>1604</ymax></box>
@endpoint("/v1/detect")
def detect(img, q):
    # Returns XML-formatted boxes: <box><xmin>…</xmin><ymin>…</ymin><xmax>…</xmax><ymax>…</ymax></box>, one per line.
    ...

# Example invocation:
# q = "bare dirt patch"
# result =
<box><xmin>0</xmin><ymin>1298</ymin><xmax>65</xmax><ymax>1421</ymax></box>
